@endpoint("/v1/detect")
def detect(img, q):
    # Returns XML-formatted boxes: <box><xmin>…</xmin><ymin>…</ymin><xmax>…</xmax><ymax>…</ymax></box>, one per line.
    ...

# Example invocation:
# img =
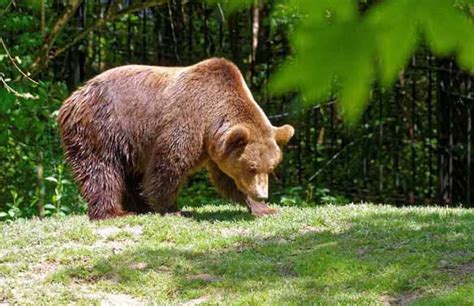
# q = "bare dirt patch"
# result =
<box><xmin>93</xmin><ymin>226</ymin><xmax>143</xmax><ymax>253</ymax></box>
<box><xmin>32</xmin><ymin>261</ymin><xmax>58</xmax><ymax>275</ymax></box>
<box><xmin>380</xmin><ymin>291</ymin><xmax>421</xmax><ymax>305</ymax></box>
<box><xmin>84</xmin><ymin>292</ymin><xmax>145</xmax><ymax>305</ymax></box>
<box><xmin>94</xmin><ymin>226</ymin><xmax>143</xmax><ymax>240</ymax></box>
<box><xmin>180</xmin><ymin>295</ymin><xmax>210</xmax><ymax>305</ymax></box>
<box><xmin>187</xmin><ymin>274</ymin><xmax>222</xmax><ymax>282</ymax></box>
<box><xmin>441</xmin><ymin>261</ymin><xmax>474</xmax><ymax>276</ymax></box>
<box><xmin>298</xmin><ymin>225</ymin><xmax>325</xmax><ymax>234</ymax></box>
<box><xmin>219</xmin><ymin>227</ymin><xmax>251</xmax><ymax>238</ymax></box>
<box><xmin>128</xmin><ymin>262</ymin><xmax>147</xmax><ymax>270</ymax></box>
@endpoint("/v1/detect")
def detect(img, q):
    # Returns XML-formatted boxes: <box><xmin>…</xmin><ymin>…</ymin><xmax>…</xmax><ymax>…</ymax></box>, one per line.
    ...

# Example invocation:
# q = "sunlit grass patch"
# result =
<box><xmin>0</xmin><ymin>204</ymin><xmax>473</xmax><ymax>304</ymax></box>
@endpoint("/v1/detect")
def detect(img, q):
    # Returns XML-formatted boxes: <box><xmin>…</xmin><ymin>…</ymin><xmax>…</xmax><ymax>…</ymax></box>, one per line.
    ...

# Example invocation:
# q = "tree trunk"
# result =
<box><xmin>248</xmin><ymin>0</ymin><xmax>260</xmax><ymax>83</ymax></box>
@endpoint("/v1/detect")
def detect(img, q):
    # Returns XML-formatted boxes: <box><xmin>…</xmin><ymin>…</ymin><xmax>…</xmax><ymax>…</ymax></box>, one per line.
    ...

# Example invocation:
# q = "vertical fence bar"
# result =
<box><xmin>97</xmin><ymin>0</ymin><xmax>101</xmax><ymax>70</ymax></box>
<box><xmin>297</xmin><ymin>109</ymin><xmax>303</xmax><ymax>185</ymax></box>
<box><xmin>427</xmin><ymin>53</ymin><xmax>433</xmax><ymax>200</ymax></box>
<box><xmin>467</xmin><ymin>104</ymin><xmax>471</xmax><ymax>205</ymax></box>
<box><xmin>305</xmin><ymin>108</ymin><xmax>312</xmax><ymax>179</ymax></box>
<box><xmin>280</xmin><ymin>96</ymin><xmax>287</xmax><ymax>188</ymax></box>
<box><xmin>112</xmin><ymin>15</ymin><xmax>117</xmax><ymax>64</ymax></box>
<box><xmin>187</xmin><ymin>2</ymin><xmax>193</xmax><ymax>60</ymax></box>
<box><xmin>127</xmin><ymin>3</ymin><xmax>132</xmax><ymax>62</ymax></box>
<box><xmin>329</xmin><ymin>102</ymin><xmax>335</xmax><ymax>187</ymax></box>
<box><xmin>409</xmin><ymin>56</ymin><xmax>417</xmax><ymax>204</ymax></box>
<box><xmin>142</xmin><ymin>6</ymin><xmax>147</xmax><ymax>62</ymax></box>
<box><xmin>394</xmin><ymin>82</ymin><xmax>400</xmax><ymax>190</ymax></box>
<box><xmin>448</xmin><ymin>62</ymin><xmax>454</xmax><ymax>204</ymax></box>
<box><xmin>203</xmin><ymin>2</ymin><xmax>210</xmax><ymax>57</ymax></box>
<box><xmin>344</xmin><ymin>116</ymin><xmax>349</xmax><ymax>194</ymax></box>
<box><xmin>378</xmin><ymin>87</ymin><xmax>384</xmax><ymax>195</ymax></box>
<box><xmin>218</xmin><ymin>2</ymin><xmax>224</xmax><ymax>54</ymax></box>
<box><xmin>438</xmin><ymin>60</ymin><xmax>450</xmax><ymax>204</ymax></box>
<box><xmin>78</xmin><ymin>1</ymin><xmax>86</xmax><ymax>82</ymax></box>
<box><xmin>313</xmin><ymin>107</ymin><xmax>320</xmax><ymax>187</ymax></box>
<box><xmin>155</xmin><ymin>7</ymin><xmax>163</xmax><ymax>63</ymax></box>
<box><xmin>362</xmin><ymin>107</ymin><xmax>368</xmax><ymax>192</ymax></box>
<box><xmin>264</xmin><ymin>11</ymin><xmax>271</xmax><ymax>108</ymax></box>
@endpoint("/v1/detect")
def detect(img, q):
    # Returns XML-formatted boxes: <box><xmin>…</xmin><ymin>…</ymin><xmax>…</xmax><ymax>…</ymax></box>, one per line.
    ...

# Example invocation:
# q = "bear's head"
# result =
<box><xmin>216</xmin><ymin>124</ymin><xmax>294</xmax><ymax>201</ymax></box>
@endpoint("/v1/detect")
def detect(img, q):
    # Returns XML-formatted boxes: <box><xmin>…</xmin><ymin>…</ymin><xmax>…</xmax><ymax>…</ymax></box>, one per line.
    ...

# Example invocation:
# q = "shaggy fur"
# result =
<box><xmin>58</xmin><ymin>58</ymin><xmax>294</xmax><ymax>220</ymax></box>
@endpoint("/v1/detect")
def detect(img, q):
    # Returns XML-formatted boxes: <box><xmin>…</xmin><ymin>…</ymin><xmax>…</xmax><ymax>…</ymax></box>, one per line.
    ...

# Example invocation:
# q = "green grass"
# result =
<box><xmin>0</xmin><ymin>204</ymin><xmax>473</xmax><ymax>305</ymax></box>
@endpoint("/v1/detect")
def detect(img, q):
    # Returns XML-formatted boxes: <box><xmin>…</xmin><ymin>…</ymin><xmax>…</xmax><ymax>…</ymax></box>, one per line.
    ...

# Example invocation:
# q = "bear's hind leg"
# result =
<box><xmin>77</xmin><ymin>160</ymin><xmax>128</xmax><ymax>220</ymax></box>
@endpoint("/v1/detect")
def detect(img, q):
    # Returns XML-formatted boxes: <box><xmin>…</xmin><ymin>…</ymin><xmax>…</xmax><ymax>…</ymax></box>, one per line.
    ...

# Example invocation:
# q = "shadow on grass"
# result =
<box><xmin>186</xmin><ymin>208</ymin><xmax>254</xmax><ymax>222</ymax></box>
<box><xmin>50</xmin><ymin>206</ymin><xmax>474</xmax><ymax>304</ymax></box>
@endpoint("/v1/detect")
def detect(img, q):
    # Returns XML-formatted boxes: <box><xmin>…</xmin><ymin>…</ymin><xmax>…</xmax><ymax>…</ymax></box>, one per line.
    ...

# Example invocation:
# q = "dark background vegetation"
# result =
<box><xmin>0</xmin><ymin>0</ymin><xmax>473</xmax><ymax>220</ymax></box>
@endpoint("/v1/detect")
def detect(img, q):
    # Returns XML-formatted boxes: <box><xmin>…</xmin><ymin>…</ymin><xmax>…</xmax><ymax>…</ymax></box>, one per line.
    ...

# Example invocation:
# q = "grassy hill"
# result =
<box><xmin>0</xmin><ymin>204</ymin><xmax>473</xmax><ymax>305</ymax></box>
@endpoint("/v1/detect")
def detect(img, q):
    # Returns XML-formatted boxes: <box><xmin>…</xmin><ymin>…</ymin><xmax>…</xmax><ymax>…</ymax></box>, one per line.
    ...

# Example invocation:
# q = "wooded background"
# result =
<box><xmin>0</xmin><ymin>0</ymin><xmax>473</xmax><ymax>219</ymax></box>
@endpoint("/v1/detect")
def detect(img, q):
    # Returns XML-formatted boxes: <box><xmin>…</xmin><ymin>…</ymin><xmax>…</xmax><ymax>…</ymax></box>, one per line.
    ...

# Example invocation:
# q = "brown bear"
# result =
<box><xmin>58</xmin><ymin>58</ymin><xmax>294</xmax><ymax>220</ymax></box>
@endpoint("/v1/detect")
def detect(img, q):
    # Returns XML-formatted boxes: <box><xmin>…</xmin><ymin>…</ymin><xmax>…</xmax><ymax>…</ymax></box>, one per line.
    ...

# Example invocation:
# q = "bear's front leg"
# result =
<box><xmin>207</xmin><ymin>161</ymin><xmax>277</xmax><ymax>217</ymax></box>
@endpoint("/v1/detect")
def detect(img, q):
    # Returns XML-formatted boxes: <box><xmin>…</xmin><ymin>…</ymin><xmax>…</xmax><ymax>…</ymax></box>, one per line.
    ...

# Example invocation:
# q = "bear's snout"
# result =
<box><xmin>253</xmin><ymin>173</ymin><xmax>268</xmax><ymax>200</ymax></box>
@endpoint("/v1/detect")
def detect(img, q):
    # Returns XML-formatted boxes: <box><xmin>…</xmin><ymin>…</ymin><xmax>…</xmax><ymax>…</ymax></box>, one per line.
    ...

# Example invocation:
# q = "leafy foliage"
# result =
<box><xmin>269</xmin><ymin>0</ymin><xmax>474</xmax><ymax>122</ymax></box>
<box><xmin>277</xmin><ymin>185</ymin><xmax>348</xmax><ymax>206</ymax></box>
<box><xmin>0</xmin><ymin>3</ymin><xmax>86</xmax><ymax>220</ymax></box>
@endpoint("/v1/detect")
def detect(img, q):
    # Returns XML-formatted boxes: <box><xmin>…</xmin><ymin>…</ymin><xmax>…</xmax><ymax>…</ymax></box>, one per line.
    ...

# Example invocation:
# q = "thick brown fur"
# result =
<box><xmin>58</xmin><ymin>58</ymin><xmax>294</xmax><ymax>220</ymax></box>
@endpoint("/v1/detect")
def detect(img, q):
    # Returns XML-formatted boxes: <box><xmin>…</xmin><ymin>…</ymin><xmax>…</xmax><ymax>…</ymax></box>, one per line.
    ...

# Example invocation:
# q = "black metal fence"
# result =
<box><xmin>269</xmin><ymin>55</ymin><xmax>473</xmax><ymax>207</ymax></box>
<box><xmin>57</xmin><ymin>1</ymin><xmax>473</xmax><ymax>207</ymax></box>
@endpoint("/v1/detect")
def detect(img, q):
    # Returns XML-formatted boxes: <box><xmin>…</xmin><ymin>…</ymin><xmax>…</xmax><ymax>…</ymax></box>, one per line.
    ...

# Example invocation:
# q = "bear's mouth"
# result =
<box><xmin>253</xmin><ymin>188</ymin><xmax>268</xmax><ymax>201</ymax></box>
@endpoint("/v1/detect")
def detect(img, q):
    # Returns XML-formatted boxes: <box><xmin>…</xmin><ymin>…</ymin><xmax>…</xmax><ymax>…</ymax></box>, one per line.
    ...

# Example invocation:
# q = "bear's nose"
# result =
<box><xmin>255</xmin><ymin>184</ymin><xmax>268</xmax><ymax>200</ymax></box>
<box><xmin>254</xmin><ymin>174</ymin><xmax>269</xmax><ymax>200</ymax></box>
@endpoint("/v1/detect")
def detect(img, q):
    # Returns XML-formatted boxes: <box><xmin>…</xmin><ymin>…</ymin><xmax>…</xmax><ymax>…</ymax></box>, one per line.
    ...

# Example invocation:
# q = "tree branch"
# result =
<box><xmin>0</xmin><ymin>0</ymin><xmax>14</xmax><ymax>17</ymax></box>
<box><xmin>0</xmin><ymin>38</ymin><xmax>39</xmax><ymax>84</ymax></box>
<box><xmin>29</xmin><ymin>0</ymin><xmax>167</xmax><ymax>76</ymax></box>
<box><xmin>29</xmin><ymin>0</ymin><xmax>83</xmax><ymax>74</ymax></box>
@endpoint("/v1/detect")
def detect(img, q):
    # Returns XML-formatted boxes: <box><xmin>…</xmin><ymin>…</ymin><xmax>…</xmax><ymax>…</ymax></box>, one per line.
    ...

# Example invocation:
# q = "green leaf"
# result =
<box><xmin>458</xmin><ymin>39</ymin><xmax>474</xmax><ymax>71</ymax></box>
<box><xmin>0</xmin><ymin>89</ymin><xmax>16</xmax><ymax>113</ymax></box>
<box><xmin>44</xmin><ymin>204</ymin><xmax>56</xmax><ymax>210</ymax></box>
<box><xmin>421</xmin><ymin>0</ymin><xmax>474</xmax><ymax>72</ymax></box>
<box><xmin>340</xmin><ymin>55</ymin><xmax>374</xmax><ymax>123</ymax></box>
<box><xmin>366</xmin><ymin>0</ymin><xmax>419</xmax><ymax>86</ymax></box>
<box><xmin>421</xmin><ymin>1</ymin><xmax>468</xmax><ymax>53</ymax></box>
<box><xmin>45</xmin><ymin>176</ymin><xmax>58</xmax><ymax>183</ymax></box>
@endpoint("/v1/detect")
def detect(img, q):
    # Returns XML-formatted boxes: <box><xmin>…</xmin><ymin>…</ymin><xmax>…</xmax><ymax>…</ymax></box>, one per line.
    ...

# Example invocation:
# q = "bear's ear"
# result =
<box><xmin>274</xmin><ymin>124</ymin><xmax>295</xmax><ymax>146</ymax></box>
<box><xmin>224</xmin><ymin>125</ymin><xmax>250</xmax><ymax>153</ymax></box>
